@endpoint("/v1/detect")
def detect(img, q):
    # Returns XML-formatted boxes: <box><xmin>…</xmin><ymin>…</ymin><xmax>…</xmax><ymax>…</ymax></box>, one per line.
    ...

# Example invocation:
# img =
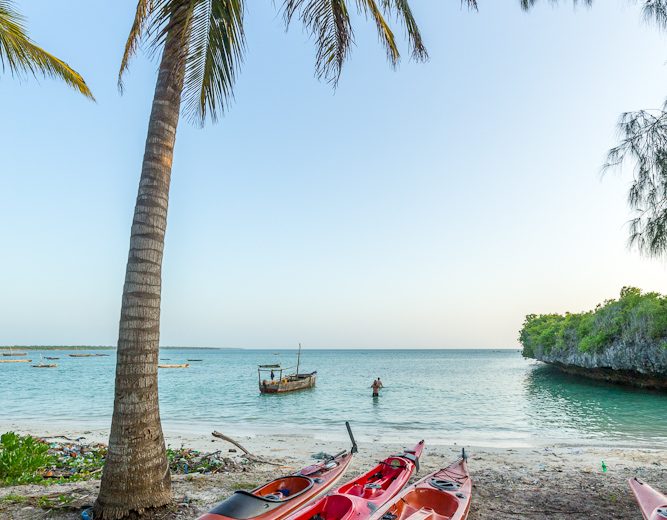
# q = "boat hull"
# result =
<box><xmin>284</xmin><ymin>441</ymin><xmax>425</xmax><ymax>520</ymax></box>
<box><xmin>198</xmin><ymin>449</ymin><xmax>354</xmax><ymax>520</ymax></box>
<box><xmin>370</xmin><ymin>454</ymin><xmax>471</xmax><ymax>520</ymax></box>
<box><xmin>260</xmin><ymin>373</ymin><xmax>316</xmax><ymax>394</ymax></box>
<box><xmin>629</xmin><ymin>478</ymin><xmax>667</xmax><ymax>520</ymax></box>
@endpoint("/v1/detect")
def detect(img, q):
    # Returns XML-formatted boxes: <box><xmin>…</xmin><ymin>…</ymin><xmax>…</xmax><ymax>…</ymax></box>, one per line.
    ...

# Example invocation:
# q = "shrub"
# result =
<box><xmin>0</xmin><ymin>432</ymin><xmax>53</xmax><ymax>485</ymax></box>
<box><xmin>519</xmin><ymin>287</ymin><xmax>667</xmax><ymax>356</ymax></box>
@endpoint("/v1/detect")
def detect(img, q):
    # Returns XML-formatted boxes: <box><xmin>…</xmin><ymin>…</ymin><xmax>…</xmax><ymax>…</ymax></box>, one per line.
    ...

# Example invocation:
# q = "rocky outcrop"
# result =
<box><xmin>529</xmin><ymin>340</ymin><xmax>667</xmax><ymax>391</ymax></box>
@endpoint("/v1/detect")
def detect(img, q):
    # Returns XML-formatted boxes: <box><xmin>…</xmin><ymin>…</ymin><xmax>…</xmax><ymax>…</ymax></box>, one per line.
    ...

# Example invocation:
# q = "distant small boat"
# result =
<box><xmin>160</xmin><ymin>358</ymin><xmax>171</xmax><ymax>360</ymax></box>
<box><xmin>32</xmin><ymin>364</ymin><xmax>57</xmax><ymax>368</ymax></box>
<box><xmin>44</xmin><ymin>356</ymin><xmax>60</xmax><ymax>360</ymax></box>
<box><xmin>95</xmin><ymin>354</ymin><xmax>110</xmax><ymax>357</ymax></box>
<box><xmin>69</xmin><ymin>354</ymin><xmax>97</xmax><ymax>357</ymax></box>
<box><xmin>2</xmin><ymin>348</ymin><xmax>26</xmax><ymax>356</ymax></box>
<box><xmin>158</xmin><ymin>363</ymin><xmax>189</xmax><ymax>369</ymax></box>
<box><xmin>186</xmin><ymin>359</ymin><xmax>203</xmax><ymax>362</ymax></box>
<box><xmin>0</xmin><ymin>359</ymin><xmax>31</xmax><ymax>363</ymax></box>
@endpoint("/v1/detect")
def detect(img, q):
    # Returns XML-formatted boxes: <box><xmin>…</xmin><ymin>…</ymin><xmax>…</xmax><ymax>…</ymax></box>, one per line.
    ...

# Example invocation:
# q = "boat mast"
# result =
<box><xmin>296</xmin><ymin>343</ymin><xmax>301</xmax><ymax>375</ymax></box>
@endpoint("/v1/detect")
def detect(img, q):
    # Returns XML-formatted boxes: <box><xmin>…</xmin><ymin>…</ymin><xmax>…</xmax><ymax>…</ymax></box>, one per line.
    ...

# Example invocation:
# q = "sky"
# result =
<box><xmin>2</xmin><ymin>0</ymin><xmax>667</xmax><ymax>349</ymax></box>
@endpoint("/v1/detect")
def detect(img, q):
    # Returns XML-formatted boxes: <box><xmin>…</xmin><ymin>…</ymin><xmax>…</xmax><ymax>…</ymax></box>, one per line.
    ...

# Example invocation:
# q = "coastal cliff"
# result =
<box><xmin>520</xmin><ymin>287</ymin><xmax>667</xmax><ymax>390</ymax></box>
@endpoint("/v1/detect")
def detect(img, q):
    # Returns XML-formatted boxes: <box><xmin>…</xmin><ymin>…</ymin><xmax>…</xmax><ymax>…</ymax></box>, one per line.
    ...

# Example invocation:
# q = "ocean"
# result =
<box><xmin>1</xmin><ymin>348</ymin><xmax>666</xmax><ymax>448</ymax></box>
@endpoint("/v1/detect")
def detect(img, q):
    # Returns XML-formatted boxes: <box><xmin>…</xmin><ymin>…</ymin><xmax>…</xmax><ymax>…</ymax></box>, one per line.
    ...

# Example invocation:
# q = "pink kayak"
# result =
<box><xmin>283</xmin><ymin>441</ymin><xmax>425</xmax><ymax>520</ymax></box>
<box><xmin>369</xmin><ymin>449</ymin><xmax>471</xmax><ymax>520</ymax></box>
<box><xmin>629</xmin><ymin>478</ymin><xmax>667</xmax><ymax>520</ymax></box>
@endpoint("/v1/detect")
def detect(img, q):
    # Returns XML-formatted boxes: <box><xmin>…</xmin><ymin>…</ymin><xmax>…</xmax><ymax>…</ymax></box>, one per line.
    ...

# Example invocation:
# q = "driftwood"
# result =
<box><xmin>211</xmin><ymin>431</ymin><xmax>282</xmax><ymax>465</ymax></box>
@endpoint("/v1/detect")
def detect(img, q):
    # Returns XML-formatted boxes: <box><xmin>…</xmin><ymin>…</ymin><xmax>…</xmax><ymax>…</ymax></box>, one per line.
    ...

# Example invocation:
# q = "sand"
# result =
<box><xmin>0</xmin><ymin>425</ymin><xmax>665</xmax><ymax>519</ymax></box>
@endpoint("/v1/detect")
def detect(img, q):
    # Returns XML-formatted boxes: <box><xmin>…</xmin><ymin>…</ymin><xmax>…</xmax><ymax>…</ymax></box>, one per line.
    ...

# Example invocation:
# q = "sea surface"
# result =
<box><xmin>1</xmin><ymin>349</ymin><xmax>666</xmax><ymax>448</ymax></box>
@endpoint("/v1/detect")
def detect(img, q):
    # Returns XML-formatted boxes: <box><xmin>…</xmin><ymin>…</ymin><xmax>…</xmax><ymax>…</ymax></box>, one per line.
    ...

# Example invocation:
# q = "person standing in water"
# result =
<box><xmin>371</xmin><ymin>378</ymin><xmax>382</xmax><ymax>397</ymax></box>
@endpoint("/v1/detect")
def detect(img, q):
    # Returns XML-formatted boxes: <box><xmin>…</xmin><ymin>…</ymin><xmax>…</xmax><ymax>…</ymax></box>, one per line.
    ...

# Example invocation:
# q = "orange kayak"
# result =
<box><xmin>199</xmin><ymin>424</ymin><xmax>358</xmax><ymax>520</ymax></box>
<box><xmin>629</xmin><ymin>478</ymin><xmax>667</xmax><ymax>520</ymax></box>
<box><xmin>369</xmin><ymin>450</ymin><xmax>471</xmax><ymax>520</ymax></box>
<box><xmin>283</xmin><ymin>440</ymin><xmax>425</xmax><ymax>520</ymax></box>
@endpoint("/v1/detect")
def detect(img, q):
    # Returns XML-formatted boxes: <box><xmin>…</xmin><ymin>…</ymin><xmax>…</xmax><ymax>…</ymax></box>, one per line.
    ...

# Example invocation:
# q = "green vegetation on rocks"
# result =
<box><xmin>520</xmin><ymin>287</ymin><xmax>667</xmax><ymax>357</ymax></box>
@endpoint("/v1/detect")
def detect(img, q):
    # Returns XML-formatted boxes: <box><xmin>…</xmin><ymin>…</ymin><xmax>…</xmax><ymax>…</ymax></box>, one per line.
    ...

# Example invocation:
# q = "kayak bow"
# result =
<box><xmin>283</xmin><ymin>440</ymin><xmax>425</xmax><ymax>520</ymax></box>
<box><xmin>369</xmin><ymin>449</ymin><xmax>471</xmax><ymax>520</ymax></box>
<box><xmin>199</xmin><ymin>423</ymin><xmax>358</xmax><ymax>520</ymax></box>
<box><xmin>629</xmin><ymin>478</ymin><xmax>667</xmax><ymax>520</ymax></box>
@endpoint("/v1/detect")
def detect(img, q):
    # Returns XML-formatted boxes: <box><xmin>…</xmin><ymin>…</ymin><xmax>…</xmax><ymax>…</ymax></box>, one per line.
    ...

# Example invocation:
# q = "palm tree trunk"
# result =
<box><xmin>94</xmin><ymin>22</ymin><xmax>186</xmax><ymax>520</ymax></box>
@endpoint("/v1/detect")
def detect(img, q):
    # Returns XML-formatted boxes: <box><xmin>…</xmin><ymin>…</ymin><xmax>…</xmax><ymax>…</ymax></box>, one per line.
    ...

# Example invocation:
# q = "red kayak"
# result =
<box><xmin>629</xmin><ymin>478</ymin><xmax>667</xmax><ymax>520</ymax></box>
<box><xmin>369</xmin><ymin>450</ymin><xmax>471</xmax><ymax>520</ymax></box>
<box><xmin>283</xmin><ymin>440</ymin><xmax>425</xmax><ymax>520</ymax></box>
<box><xmin>199</xmin><ymin>423</ymin><xmax>358</xmax><ymax>520</ymax></box>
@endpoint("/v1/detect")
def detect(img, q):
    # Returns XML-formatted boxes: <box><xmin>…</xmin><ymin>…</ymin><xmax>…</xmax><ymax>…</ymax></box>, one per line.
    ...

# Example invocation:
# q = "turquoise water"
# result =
<box><xmin>1</xmin><ymin>349</ymin><xmax>666</xmax><ymax>447</ymax></box>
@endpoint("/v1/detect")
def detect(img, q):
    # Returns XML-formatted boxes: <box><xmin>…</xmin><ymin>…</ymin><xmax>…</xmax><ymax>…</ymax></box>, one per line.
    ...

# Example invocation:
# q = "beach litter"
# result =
<box><xmin>167</xmin><ymin>447</ymin><xmax>242</xmax><ymax>475</ymax></box>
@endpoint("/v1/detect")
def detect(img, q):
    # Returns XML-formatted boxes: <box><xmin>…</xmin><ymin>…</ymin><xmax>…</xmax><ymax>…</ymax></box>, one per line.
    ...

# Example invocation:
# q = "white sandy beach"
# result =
<box><xmin>0</xmin><ymin>421</ymin><xmax>665</xmax><ymax>519</ymax></box>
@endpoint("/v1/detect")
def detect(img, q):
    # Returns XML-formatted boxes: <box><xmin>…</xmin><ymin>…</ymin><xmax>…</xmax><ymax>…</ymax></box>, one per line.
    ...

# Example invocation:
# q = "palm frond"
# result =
<box><xmin>380</xmin><ymin>0</ymin><xmax>427</xmax><ymax>61</ymax></box>
<box><xmin>181</xmin><ymin>0</ymin><xmax>245</xmax><ymax>123</ymax></box>
<box><xmin>0</xmin><ymin>0</ymin><xmax>93</xmax><ymax>99</ymax></box>
<box><xmin>119</xmin><ymin>0</ymin><xmax>158</xmax><ymax>91</ymax></box>
<box><xmin>283</xmin><ymin>0</ymin><xmax>430</xmax><ymax>85</ymax></box>
<box><xmin>356</xmin><ymin>0</ymin><xmax>400</xmax><ymax>67</ymax></box>
<box><xmin>283</xmin><ymin>0</ymin><xmax>354</xmax><ymax>85</ymax></box>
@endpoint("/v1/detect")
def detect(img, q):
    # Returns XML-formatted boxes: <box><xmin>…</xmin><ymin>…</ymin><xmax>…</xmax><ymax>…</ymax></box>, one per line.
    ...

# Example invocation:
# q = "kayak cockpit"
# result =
<box><xmin>380</xmin><ymin>488</ymin><xmax>462</xmax><ymax>520</ymax></box>
<box><xmin>292</xmin><ymin>494</ymin><xmax>355</xmax><ymax>520</ymax></box>
<box><xmin>208</xmin><ymin>477</ymin><xmax>313</xmax><ymax>519</ymax></box>
<box><xmin>254</xmin><ymin>476</ymin><xmax>313</xmax><ymax>500</ymax></box>
<box><xmin>338</xmin><ymin>457</ymin><xmax>406</xmax><ymax>499</ymax></box>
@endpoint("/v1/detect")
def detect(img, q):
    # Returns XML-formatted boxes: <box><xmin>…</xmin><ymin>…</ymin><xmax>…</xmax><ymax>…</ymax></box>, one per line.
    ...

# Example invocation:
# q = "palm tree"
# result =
<box><xmin>95</xmin><ymin>1</ymin><xmax>477</xmax><ymax>518</ymax></box>
<box><xmin>0</xmin><ymin>0</ymin><xmax>93</xmax><ymax>98</ymax></box>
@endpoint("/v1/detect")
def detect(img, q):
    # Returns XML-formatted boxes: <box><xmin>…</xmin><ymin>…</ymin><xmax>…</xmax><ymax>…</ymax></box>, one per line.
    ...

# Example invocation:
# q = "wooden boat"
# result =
<box><xmin>2</xmin><ymin>348</ymin><xmax>26</xmax><ymax>356</ymax></box>
<box><xmin>32</xmin><ymin>364</ymin><xmax>57</xmax><ymax>368</ymax></box>
<box><xmin>629</xmin><ymin>478</ymin><xmax>667</xmax><ymax>520</ymax></box>
<box><xmin>0</xmin><ymin>359</ymin><xmax>32</xmax><ymax>363</ymax></box>
<box><xmin>199</xmin><ymin>423</ymin><xmax>358</xmax><ymax>520</ymax></box>
<box><xmin>370</xmin><ymin>450</ymin><xmax>471</xmax><ymax>520</ymax></box>
<box><xmin>259</xmin><ymin>344</ymin><xmax>316</xmax><ymax>394</ymax></box>
<box><xmin>158</xmin><ymin>363</ymin><xmax>189</xmax><ymax>369</ymax></box>
<box><xmin>44</xmin><ymin>356</ymin><xmax>60</xmax><ymax>360</ymax></box>
<box><xmin>187</xmin><ymin>359</ymin><xmax>203</xmax><ymax>361</ymax></box>
<box><xmin>284</xmin><ymin>441</ymin><xmax>425</xmax><ymax>520</ymax></box>
<box><xmin>69</xmin><ymin>353</ymin><xmax>98</xmax><ymax>357</ymax></box>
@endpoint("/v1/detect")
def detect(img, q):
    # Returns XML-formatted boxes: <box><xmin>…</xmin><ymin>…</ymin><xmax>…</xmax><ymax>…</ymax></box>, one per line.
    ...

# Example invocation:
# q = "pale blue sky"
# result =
<box><xmin>1</xmin><ymin>0</ymin><xmax>666</xmax><ymax>348</ymax></box>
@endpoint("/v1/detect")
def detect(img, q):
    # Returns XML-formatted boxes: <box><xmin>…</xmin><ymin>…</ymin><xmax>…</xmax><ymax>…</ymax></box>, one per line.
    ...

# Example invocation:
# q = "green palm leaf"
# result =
<box><xmin>182</xmin><ymin>0</ymin><xmax>245</xmax><ymax>123</ymax></box>
<box><xmin>0</xmin><ymin>0</ymin><xmax>93</xmax><ymax>99</ymax></box>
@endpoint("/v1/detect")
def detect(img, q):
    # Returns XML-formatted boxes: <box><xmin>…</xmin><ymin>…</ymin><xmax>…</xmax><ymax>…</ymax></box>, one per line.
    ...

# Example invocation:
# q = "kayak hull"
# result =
<box><xmin>199</xmin><ymin>450</ymin><xmax>354</xmax><ymax>520</ymax></box>
<box><xmin>369</xmin><ymin>454</ymin><xmax>471</xmax><ymax>520</ymax></box>
<box><xmin>284</xmin><ymin>441</ymin><xmax>425</xmax><ymax>520</ymax></box>
<box><xmin>629</xmin><ymin>478</ymin><xmax>667</xmax><ymax>520</ymax></box>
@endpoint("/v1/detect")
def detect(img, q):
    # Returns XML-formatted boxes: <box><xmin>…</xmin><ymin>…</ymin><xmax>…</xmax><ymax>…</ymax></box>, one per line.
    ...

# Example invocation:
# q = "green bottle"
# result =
<box><xmin>601</xmin><ymin>460</ymin><xmax>607</xmax><ymax>472</ymax></box>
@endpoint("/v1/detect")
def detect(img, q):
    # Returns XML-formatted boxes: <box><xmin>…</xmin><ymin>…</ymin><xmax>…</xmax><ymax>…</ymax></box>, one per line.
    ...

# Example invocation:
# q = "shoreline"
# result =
<box><xmin>2</xmin><ymin>419</ymin><xmax>666</xmax><ymax>452</ymax></box>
